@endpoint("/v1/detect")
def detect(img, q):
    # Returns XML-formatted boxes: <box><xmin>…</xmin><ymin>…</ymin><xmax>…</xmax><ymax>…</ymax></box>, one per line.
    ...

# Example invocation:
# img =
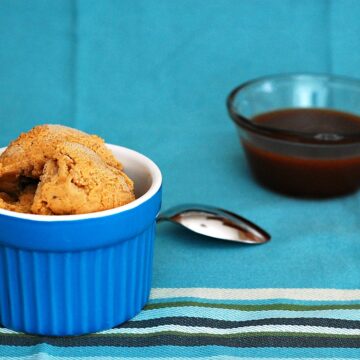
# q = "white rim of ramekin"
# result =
<box><xmin>0</xmin><ymin>144</ymin><xmax>162</xmax><ymax>222</ymax></box>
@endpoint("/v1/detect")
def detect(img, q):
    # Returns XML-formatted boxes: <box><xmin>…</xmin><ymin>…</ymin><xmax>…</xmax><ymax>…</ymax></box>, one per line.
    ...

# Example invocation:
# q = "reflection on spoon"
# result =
<box><xmin>157</xmin><ymin>204</ymin><xmax>270</xmax><ymax>244</ymax></box>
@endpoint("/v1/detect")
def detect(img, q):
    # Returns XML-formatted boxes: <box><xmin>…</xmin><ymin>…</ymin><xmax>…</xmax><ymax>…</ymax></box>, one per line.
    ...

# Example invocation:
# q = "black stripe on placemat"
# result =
<box><xmin>116</xmin><ymin>317</ymin><xmax>360</xmax><ymax>330</ymax></box>
<box><xmin>1</xmin><ymin>333</ymin><xmax>360</xmax><ymax>348</ymax></box>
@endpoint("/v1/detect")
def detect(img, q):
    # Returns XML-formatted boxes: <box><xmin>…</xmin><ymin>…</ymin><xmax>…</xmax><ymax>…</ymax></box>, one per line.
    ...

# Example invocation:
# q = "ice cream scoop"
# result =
<box><xmin>0</xmin><ymin>124</ymin><xmax>122</xmax><ymax>195</ymax></box>
<box><xmin>0</xmin><ymin>125</ymin><xmax>135</xmax><ymax>215</ymax></box>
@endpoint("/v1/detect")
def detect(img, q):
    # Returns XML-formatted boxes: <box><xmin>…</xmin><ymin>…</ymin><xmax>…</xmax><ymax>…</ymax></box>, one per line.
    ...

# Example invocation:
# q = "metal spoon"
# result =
<box><xmin>157</xmin><ymin>204</ymin><xmax>270</xmax><ymax>244</ymax></box>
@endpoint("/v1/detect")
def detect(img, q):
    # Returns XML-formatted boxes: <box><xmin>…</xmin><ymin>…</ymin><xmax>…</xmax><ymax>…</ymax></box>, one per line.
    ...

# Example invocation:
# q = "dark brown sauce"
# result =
<box><xmin>254</xmin><ymin>108</ymin><xmax>360</xmax><ymax>136</ymax></box>
<box><xmin>243</xmin><ymin>108</ymin><xmax>360</xmax><ymax>198</ymax></box>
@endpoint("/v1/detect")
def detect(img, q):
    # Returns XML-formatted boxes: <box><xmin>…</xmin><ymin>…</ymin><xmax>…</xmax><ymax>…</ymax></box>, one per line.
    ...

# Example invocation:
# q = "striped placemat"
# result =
<box><xmin>1</xmin><ymin>288</ymin><xmax>360</xmax><ymax>359</ymax></box>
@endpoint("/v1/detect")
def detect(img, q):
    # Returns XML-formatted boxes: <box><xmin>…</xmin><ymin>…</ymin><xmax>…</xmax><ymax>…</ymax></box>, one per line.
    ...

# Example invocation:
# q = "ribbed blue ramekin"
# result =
<box><xmin>0</xmin><ymin>144</ymin><xmax>162</xmax><ymax>336</ymax></box>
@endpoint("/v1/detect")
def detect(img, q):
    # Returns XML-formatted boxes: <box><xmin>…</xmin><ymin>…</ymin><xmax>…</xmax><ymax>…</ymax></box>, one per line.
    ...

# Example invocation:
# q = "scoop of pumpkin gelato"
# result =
<box><xmin>0</xmin><ymin>124</ymin><xmax>122</xmax><ymax>195</ymax></box>
<box><xmin>0</xmin><ymin>125</ymin><xmax>135</xmax><ymax>215</ymax></box>
<box><xmin>31</xmin><ymin>142</ymin><xmax>134</xmax><ymax>215</ymax></box>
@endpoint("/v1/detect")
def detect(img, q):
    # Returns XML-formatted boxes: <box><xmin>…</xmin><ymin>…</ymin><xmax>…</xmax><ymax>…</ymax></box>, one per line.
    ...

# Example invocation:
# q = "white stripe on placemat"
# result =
<box><xmin>99</xmin><ymin>324</ymin><xmax>360</xmax><ymax>336</ymax></box>
<box><xmin>150</xmin><ymin>288</ymin><xmax>360</xmax><ymax>301</ymax></box>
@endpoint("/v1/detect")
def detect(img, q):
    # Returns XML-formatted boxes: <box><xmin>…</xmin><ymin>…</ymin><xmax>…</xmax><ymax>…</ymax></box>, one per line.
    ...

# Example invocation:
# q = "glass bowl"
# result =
<box><xmin>227</xmin><ymin>73</ymin><xmax>360</xmax><ymax>198</ymax></box>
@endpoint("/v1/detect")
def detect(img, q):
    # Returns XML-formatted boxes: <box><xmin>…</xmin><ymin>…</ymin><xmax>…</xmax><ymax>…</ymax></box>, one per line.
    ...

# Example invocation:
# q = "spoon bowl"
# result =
<box><xmin>157</xmin><ymin>204</ymin><xmax>270</xmax><ymax>244</ymax></box>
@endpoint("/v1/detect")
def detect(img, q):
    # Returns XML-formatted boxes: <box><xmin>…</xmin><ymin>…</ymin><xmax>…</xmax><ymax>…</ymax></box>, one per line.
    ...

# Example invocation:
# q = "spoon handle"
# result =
<box><xmin>158</xmin><ymin>204</ymin><xmax>218</xmax><ymax>219</ymax></box>
<box><xmin>156</xmin><ymin>214</ymin><xmax>167</xmax><ymax>223</ymax></box>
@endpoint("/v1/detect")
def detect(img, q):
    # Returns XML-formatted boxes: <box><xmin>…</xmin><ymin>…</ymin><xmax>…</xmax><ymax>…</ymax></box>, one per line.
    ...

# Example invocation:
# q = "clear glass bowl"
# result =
<box><xmin>227</xmin><ymin>73</ymin><xmax>360</xmax><ymax>198</ymax></box>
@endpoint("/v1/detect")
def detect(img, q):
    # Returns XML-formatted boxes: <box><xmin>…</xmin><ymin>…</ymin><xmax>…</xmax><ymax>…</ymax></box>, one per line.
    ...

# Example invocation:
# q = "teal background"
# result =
<box><xmin>1</xmin><ymin>0</ymin><xmax>360</xmax><ymax>289</ymax></box>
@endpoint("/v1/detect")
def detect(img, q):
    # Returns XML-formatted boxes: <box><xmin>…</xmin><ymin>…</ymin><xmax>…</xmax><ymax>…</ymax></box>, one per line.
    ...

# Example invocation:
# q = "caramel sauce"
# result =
<box><xmin>243</xmin><ymin>109</ymin><xmax>360</xmax><ymax>197</ymax></box>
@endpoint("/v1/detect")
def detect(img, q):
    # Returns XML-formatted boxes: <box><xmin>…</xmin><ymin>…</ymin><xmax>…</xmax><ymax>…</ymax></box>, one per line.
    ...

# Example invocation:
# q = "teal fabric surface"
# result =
<box><xmin>0</xmin><ymin>0</ymin><xmax>360</xmax><ymax>293</ymax></box>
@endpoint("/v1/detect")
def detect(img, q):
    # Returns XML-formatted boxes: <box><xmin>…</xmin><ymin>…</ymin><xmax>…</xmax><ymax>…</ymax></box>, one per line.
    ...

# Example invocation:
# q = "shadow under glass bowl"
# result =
<box><xmin>227</xmin><ymin>73</ymin><xmax>360</xmax><ymax>198</ymax></box>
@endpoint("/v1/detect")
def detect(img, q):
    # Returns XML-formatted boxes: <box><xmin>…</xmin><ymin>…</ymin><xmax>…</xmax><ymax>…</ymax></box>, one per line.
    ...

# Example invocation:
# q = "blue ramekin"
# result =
<box><xmin>0</xmin><ymin>144</ymin><xmax>162</xmax><ymax>336</ymax></box>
